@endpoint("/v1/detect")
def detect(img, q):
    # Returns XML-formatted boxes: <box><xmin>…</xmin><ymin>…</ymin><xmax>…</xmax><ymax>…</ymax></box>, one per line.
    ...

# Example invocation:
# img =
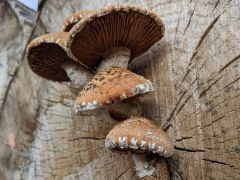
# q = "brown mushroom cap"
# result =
<box><xmin>68</xmin><ymin>5</ymin><xmax>165</xmax><ymax>68</ymax></box>
<box><xmin>74</xmin><ymin>67</ymin><xmax>154</xmax><ymax>112</ymax></box>
<box><xmin>62</xmin><ymin>10</ymin><xmax>96</xmax><ymax>32</ymax></box>
<box><xmin>105</xmin><ymin>116</ymin><xmax>174</xmax><ymax>157</ymax></box>
<box><xmin>27</xmin><ymin>32</ymin><xmax>77</xmax><ymax>81</ymax></box>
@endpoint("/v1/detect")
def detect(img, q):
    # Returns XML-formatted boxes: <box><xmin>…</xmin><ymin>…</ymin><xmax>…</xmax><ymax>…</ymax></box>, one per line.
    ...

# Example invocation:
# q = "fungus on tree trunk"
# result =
<box><xmin>62</xmin><ymin>10</ymin><xmax>96</xmax><ymax>32</ymax></box>
<box><xmin>105</xmin><ymin>116</ymin><xmax>174</xmax><ymax>179</ymax></box>
<box><xmin>74</xmin><ymin>68</ymin><xmax>154</xmax><ymax>112</ymax></box>
<box><xmin>26</xmin><ymin>32</ymin><xmax>93</xmax><ymax>88</ymax></box>
<box><xmin>67</xmin><ymin>5</ymin><xmax>165</xmax><ymax>111</ymax></box>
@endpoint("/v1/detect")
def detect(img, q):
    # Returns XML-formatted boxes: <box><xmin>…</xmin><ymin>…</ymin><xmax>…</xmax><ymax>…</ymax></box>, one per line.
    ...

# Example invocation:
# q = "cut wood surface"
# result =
<box><xmin>0</xmin><ymin>0</ymin><xmax>239</xmax><ymax>179</ymax></box>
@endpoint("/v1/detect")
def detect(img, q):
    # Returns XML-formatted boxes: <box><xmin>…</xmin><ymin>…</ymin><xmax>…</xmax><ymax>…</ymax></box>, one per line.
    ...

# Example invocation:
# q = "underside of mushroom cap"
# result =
<box><xmin>27</xmin><ymin>32</ymin><xmax>77</xmax><ymax>81</ymax></box>
<box><xmin>63</xmin><ymin>10</ymin><xmax>96</xmax><ymax>32</ymax></box>
<box><xmin>68</xmin><ymin>5</ymin><xmax>165</xmax><ymax>68</ymax></box>
<box><xmin>105</xmin><ymin>116</ymin><xmax>174</xmax><ymax>157</ymax></box>
<box><xmin>74</xmin><ymin>67</ymin><xmax>154</xmax><ymax>112</ymax></box>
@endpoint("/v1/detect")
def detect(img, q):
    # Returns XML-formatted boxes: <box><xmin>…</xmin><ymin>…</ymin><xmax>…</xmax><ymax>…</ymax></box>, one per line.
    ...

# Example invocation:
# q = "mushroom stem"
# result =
<box><xmin>133</xmin><ymin>154</ymin><xmax>159</xmax><ymax>179</ymax></box>
<box><xmin>132</xmin><ymin>154</ymin><xmax>169</xmax><ymax>180</ymax></box>
<box><xmin>62</xmin><ymin>63</ymin><xmax>93</xmax><ymax>89</ymax></box>
<box><xmin>97</xmin><ymin>47</ymin><xmax>131</xmax><ymax>73</ymax></box>
<box><xmin>105</xmin><ymin>101</ymin><xmax>143</xmax><ymax>120</ymax></box>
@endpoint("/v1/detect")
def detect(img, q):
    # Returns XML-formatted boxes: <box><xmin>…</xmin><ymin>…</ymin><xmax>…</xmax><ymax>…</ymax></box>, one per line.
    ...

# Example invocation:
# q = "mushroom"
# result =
<box><xmin>62</xmin><ymin>10</ymin><xmax>96</xmax><ymax>32</ymax></box>
<box><xmin>105</xmin><ymin>116</ymin><xmax>174</xmax><ymax>180</ymax></box>
<box><xmin>26</xmin><ymin>32</ymin><xmax>144</xmax><ymax>117</ymax></box>
<box><xmin>74</xmin><ymin>67</ymin><xmax>153</xmax><ymax>112</ymax></box>
<box><xmin>68</xmin><ymin>5</ymin><xmax>164</xmax><ymax>71</ymax></box>
<box><xmin>27</xmin><ymin>32</ymin><xmax>93</xmax><ymax>89</ymax></box>
<box><xmin>67</xmin><ymin>5</ymin><xmax>164</xmax><ymax>111</ymax></box>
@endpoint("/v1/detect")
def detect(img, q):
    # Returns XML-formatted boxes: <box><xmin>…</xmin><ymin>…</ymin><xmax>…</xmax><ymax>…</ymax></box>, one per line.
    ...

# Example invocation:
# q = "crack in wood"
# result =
<box><xmin>207</xmin><ymin>93</ymin><xmax>240</xmax><ymax>112</ymax></box>
<box><xmin>199</xmin><ymin>77</ymin><xmax>222</xmax><ymax>97</ymax></box>
<box><xmin>174</xmin><ymin>146</ymin><xmax>205</xmax><ymax>152</ymax></box>
<box><xmin>163</xmin><ymin>91</ymin><xmax>186</xmax><ymax>130</ymax></box>
<box><xmin>183</xmin><ymin>2</ymin><xmax>197</xmax><ymax>35</ymax></box>
<box><xmin>38</xmin><ymin>0</ymin><xmax>47</xmax><ymax>10</ymax></box>
<box><xmin>223</xmin><ymin>77</ymin><xmax>240</xmax><ymax>89</ymax></box>
<box><xmin>181</xmin><ymin>68</ymin><xmax>192</xmax><ymax>83</ymax></box>
<box><xmin>219</xmin><ymin>54</ymin><xmax>240</xmax><ymax>73</ymax></box>
<box><xmin>175</xmin><ymin>94</ymin><xmax>192</xmax><ymax>116</ymax></box>
<box><xmin>174</xmin><ymin>7</ymin><xmax>182</xmax><ymax>40</ymax></box>
<box><xmin>201</xmin><ymin>116</ymin><xmax>224</xmax><ymax>128</ymax></box>
<box><xmin>100</xmin><ymin>160</ymin><xmax>115</xmax><ymax>169</ymax></box>
<box><xmin>212</xmin><ymin>115</ymin><xmax>225</xmax><ymax>122</ymax></box>
<box><xmin>213</xmin><ymin>0</ymin><xmax>220</xmax><ymax>10</ymax></box>
<box><xmin>202</xmin><ymin>158</ymin><xmax>238</xmax><ymax>169</ymax></box>
<box><xmin>195</xmin><ymin>14</ymin><xmax>222</xmax><ymax>50</ymax></box>
<box><xmin>180</xmin><ymin>12</ymin><xmax>224</xmax><ymax>84</ymax></box>
<box><xmin>114</xmin><ymin>166</ymin><xmax>131</xmax><ymax>180</ymax></box>
<box><xmin>176</xmin><ymin>136</ymin><xmax>193</xmax><ymax>142</ymax></box>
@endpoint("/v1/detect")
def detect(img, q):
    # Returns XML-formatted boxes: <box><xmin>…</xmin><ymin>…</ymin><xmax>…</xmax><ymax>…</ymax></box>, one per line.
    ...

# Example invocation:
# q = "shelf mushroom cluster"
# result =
<box><xmin>27</xmin><ymin>5</ymin><xmax>165</xmax><ymax>111</ymax></box>
<box><xmin>26</xmin><ymin>5</ymin><xmax>174</xmax><ymax>180</ymax></box>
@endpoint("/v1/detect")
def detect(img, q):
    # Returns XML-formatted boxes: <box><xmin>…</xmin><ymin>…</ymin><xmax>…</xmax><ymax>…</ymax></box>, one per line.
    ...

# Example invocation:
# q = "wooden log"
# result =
<box><xmin>0</xmin><ymin>0</ymin><xmax>239</xmax><ymax>179</ymax></box>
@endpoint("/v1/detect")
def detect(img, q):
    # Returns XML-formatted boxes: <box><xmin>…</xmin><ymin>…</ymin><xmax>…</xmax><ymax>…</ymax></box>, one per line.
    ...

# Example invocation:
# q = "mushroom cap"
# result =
<box><xmin>62</xmin><ymin>10</ymin><xmax>96</xmax><ymax>32</ymax></box>
<box><xmin>74</xmin><ymin>67</ymin><xmax>154</xmax><ymax>112</ymax></box>
<box><xmin>68</xmin><ymin>5</ymin><xmax>165</xmax><ymax>68</ymax></box>
<box><xmin>27</xmin><ymin>32</ymin><xmax>76</xmax><ymax>81</ymax></box>
<box><xmin>105</xmin><ymin>116</ymin><xmax>174</xmax><ymax>157</ymax></box>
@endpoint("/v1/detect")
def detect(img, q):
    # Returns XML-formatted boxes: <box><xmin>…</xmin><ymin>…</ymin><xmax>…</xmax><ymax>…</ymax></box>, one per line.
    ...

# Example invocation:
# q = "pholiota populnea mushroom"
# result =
<box><xmin>27</xmin><ymin>32</ymin><xmax>93</xmax><ymax>88</ymax></box>
<box><xmin>68</xmin><ymin>5</ymin><xmax>165</xmax><ymax>112</ymax></box>
<box><xmin>62</xmin><ymin>10</ymin><xmax>96</xmax><ymax>32</ymax></box>
<box><xmin>105</xmin><ymin>116</ymin><xmax>174</xmax><ymax>180</ymax></box>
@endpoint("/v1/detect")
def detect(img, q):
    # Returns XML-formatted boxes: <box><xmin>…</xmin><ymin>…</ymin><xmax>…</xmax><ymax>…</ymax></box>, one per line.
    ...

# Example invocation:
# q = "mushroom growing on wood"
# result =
<box><xmin>74</xmin><ymin>68</ymin><xmax>153</xmax><ymax>112</ymax></box>
<box><xmin>68</xmin><ymin>5</ymin><xmax>164</xmax><ymax>71</ymax></box>
<box><xmin>68</xmin><ymin>5</ymin><xmax>165</xmax><ymax>111</ymax></box>
<box><xmin>27</xmin><ymin>32</ymin><xmax>93</xmax><ymax>88</ymax></box>
<box><xmin>62</xmin><ymin>10</ymin><xmax>96</xmax><ymax>32</ymax></box>
<box><xmin>105</xmin><ymin>116</ymin><xmax>174</xmax><ymax>180</ymax></box>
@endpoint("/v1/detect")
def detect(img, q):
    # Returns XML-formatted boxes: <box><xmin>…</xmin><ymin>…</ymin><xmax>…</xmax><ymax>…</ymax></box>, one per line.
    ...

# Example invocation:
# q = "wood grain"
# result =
<box><xmin>0</xmin><ymin>0</ymin><xmax>239</xmax><ymax>179</ymax></box>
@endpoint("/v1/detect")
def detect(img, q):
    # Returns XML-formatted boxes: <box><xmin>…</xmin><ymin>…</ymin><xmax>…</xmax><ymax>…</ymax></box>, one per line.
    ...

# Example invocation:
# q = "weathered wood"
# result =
<box><xmin>0</xmin><ymin>0</ymin><xmax>239</xmax><ymax>179</ymax></box>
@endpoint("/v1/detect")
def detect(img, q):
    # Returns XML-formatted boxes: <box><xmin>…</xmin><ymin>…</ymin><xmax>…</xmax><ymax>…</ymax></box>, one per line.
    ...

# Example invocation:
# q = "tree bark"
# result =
<box><xmin>0</xmin><ymin>0</ymin><xmax>239</xmax><ymax>179</ymax></box>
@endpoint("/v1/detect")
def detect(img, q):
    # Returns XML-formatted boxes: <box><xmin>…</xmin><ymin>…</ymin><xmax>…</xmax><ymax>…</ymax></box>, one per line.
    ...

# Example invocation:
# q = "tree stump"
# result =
<box><xmin>0</xmin><ymin>0</ymin><xmax>239</xmax><ymax>179</ymax></box>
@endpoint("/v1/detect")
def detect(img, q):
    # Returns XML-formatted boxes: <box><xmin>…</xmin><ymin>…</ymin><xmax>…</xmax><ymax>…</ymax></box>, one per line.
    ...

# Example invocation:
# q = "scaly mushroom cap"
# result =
<box><xmin>105</xmin><ymin>117</ymin><xmax>174</xmax><ymax>157</ymax></box>
<box><xmin>74</xmin><ymin>68</ymin><xmax>154</xmax><ymax>112</ymax></box>
<box><xmin>62</xmin><ymin>10</ymin><xmax>96</xmax><ymax>32</ymax></box>
<box><xmin>27</xmin><ymin>32</ymin><xmax>76</xmax><ymax>81</ymax></box>
<box><xmin>68</xmin><ymin>5</ymin><xmax>165</xmax><ymax>68</ymax></box>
